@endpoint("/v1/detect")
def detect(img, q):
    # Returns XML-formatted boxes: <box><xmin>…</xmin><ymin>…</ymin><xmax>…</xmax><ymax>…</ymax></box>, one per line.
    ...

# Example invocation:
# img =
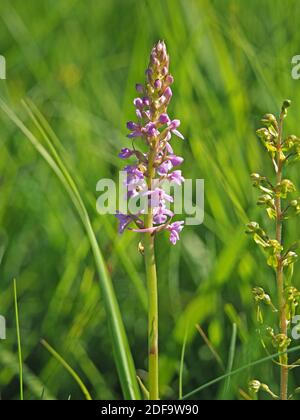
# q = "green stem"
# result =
<box><xmin>179</xmin><ymin>328</ymin><xmax>188</xmax><ymax>400</ymax></box>
<box><xmin>144</xmin><ymin>147</ymin><xmax>159</xmax><ymax>400</ymax></box>
<box><xmin>13</xmin><ymin>279</ymin><xmax>23</xmax><ymax>401</ymax></box>
<box><xmin>276</xmin><ymin>112</ymin><xmax>288</xmax><ymax>401</ymax></box>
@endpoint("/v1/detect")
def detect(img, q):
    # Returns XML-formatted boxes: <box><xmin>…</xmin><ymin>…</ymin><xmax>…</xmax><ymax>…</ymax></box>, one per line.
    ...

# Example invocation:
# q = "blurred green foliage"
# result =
<box><xmin>0</xmin><ymin>0</ymin><xmax>300</xmax><ymax>400</ymax></box>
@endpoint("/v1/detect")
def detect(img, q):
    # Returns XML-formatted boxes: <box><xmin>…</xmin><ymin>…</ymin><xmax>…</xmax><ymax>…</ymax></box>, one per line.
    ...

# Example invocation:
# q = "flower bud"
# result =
<box><xmin>169</xmin><ymin>155</ymin><xmax>184</xmax><ymax>166</ymax></box>
<box><xmin>159</xmin><ymin>113</ymin><xmax>170</xmax><ymax>125</ymax></box>
<box><xmin>169</xmin><ymin>119</ymin><xmax>181</xmax><ymax>130</ymax></box>
<box><xmin>143</xmin><ymin>97</ymin><xmax>150</xmax><ymax>106</ymax></box>
<box><xmin>252</xmin><ymin>287</ymin><xmax>271</xmax><ymax>305</ymax></box>
<box><xmin>246</xmin><ymin>222</ymin><xmax>260</xmax><ymax>233</ymax></box>
<box><xmin>166</xmin><ymin>75</ymin><xmax>174</xmax><ymax>85</ymax></box>
<box><xmin>285</xmin><ymin>136</ymin><xmax>295</xmax><ymax>149</ymax></box>
<box><xmin>271</xmin><ymin>333</ymin><xmax>291</xmax><ymax>351</ymax></box>
<box><xmin>156</xmin><ymin>41</ymin><xmax>164</xmax><ymax>52</ymax></box>
<box><xmin>249</xmin><ymin>380</ymin><xmax>261</xmax><ymax>394</ymax></box>
<box><xmin>266</xmin><ymin>327</ymin><xmax>275</xmax><ymax>339</ymax></box>
<box><xmin>127</xmin><ymin>121</ymin><xmax>137</xmax><ymax>130</ymax></box>
<box><xmin>257</xmin><ymin>194</ymin><xmax>274</xmax><ymax>207</ymax></box>
<box><xmin>134</xmin><ymin>98</ymin><xmax>144</xmax><ymax>108</ymax></box>
<box><xmin>136</xmin><ymin>83</ymin><xmax>144</xmax><ymax>93</ymax></box>
<box><xmin>290</xmin><ymin>199</ymin><xmax>298</xmax><ymax>207</ymax></box>
<box><xmin>282</xmin><ymin>251</ymin><xmax>298</xmax><ymax>267</ymax></box>
<box><xmin>138</xmin><ymin>242</ymin><xmax>145</xmax><ymax>255</ymax></box>
<box><xmin>282</xmin><ymin>99</ymin><xmax>291</xmax><ymax>111</ymax></box>
<box><xmin>261</xmin><ymin>113</ymin><xmax>277</xmax><ymax>126</ymax></box>
<box><xmin>161</xmin><ymin>66</ymin><xmax>168</xmax><ymax>76</ymax></box>
<box><xmin>164</xmin><ymin>87</ymin><xmax>173</xmax><ymax>99</ymax></box>
<box><xmin>277</xmin><ymin>179</ymin><xmax>296</xmax><ymax>198</ymax></box>
<box><xmin>154</xmin><ymin>79</ymin><xmax>162</xmax><ymax>90</ymax></box>
<box><xmin>251</xmin><ymin>173</ymin><xmax>261</xmax><ymax>181</ymax></box>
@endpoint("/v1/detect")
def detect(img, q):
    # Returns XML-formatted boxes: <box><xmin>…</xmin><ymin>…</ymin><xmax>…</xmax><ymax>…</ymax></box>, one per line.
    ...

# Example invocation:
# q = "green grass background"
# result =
<box><xmin>0</xmin><ymin>0</ymin><xmax>300</xmax><ymax>400</ymax></box>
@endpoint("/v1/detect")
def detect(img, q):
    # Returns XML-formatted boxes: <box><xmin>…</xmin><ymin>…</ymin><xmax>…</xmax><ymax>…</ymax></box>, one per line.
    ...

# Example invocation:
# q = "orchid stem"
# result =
<box><xmin>144</xmin><ymin>231</ymin><xmax>159</xmax><ymax>400</ymax></box>
<box><xmin>144</xmin><ymin>147</ymin><xmax>159</xmax><ymax>400</ymax></box>
<box><xmin>276</xmin><ymin>110</ymin><xmax>288</xmax><ymax>401</ymax></box>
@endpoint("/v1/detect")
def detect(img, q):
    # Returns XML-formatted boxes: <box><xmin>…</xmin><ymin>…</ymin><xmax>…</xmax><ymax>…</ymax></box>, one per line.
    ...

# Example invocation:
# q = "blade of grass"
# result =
<box><xmin>136</xmin><ymin>375</ymin><xmax>149</xmax><ymax>400</ymax></box>
<box><xmin>222</xmin><ymin>323</ymin><xmax>237</xmax><ymax>399</ymax></box>
<box><xmin>0</xmin><ymin>98</ymin><xmax>141</xmax><ymax>400</ymax></box>
<box><xmin>72</xmin><ymin>341</ymin><xmax>116</xmax><ymax>400</ymax></box>
<box><xmin>0</xmin><ymin>349</ymin><xmax>56</xmax><ymax>400</ymax></box>
<box><xmin>179</xmin><ymin>328</ymin><xmax>188</xmax><ymax>400</ymax></box>
<box><xmin>41</xmin><ymin>339</ymin><xmax>92</xmax><ymax>401</ymax></box>
<box><xmin>196</xmin><ymin>324</ymin><xmax>225</xmax><ymax>371</ymax></box>
<box><xmin>13</xmin><ymin>278</ymin><xmax>23</xmax><ymax>401</ymax></box>
<box><xmin>181</xmin><ymin>345</ymin><xmax>300</xmax><ymax>400</ymax></box>
<box><xmin>21</xmin><ymin>99</ymin><xmax>142</xmax><ymax>400</ymax></box>
<box><xmin>239</xmin><ymin>388</ymin><xmax>253</xmax><ymax>401</ymax></box>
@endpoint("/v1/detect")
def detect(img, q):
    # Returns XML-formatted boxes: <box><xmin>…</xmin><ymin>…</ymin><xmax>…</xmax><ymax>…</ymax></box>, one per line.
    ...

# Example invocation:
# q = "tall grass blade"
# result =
<box><xmin>41</xmin><ymin>339</ymin><xmax>92</xmax><ymax>401</ymax></box>
<box><xmin>136</xmin><ymin>376</ymin><xmax>149</xmax><ymax>400</ymax></box>
<box><xmin>196</xmin><ymin>324</ymin><xmax>225</xmax><ymax>371</ymax></box>
<box><xmin>0</xmin><ymin>98</ymin><xmax>141</xmax><ymax>400</ymax></box>
<box><xmin>179</xmin><ymin>328</ymin><xmax>188</xmax><ymax>400</ymax></box>
<box><xmin>222</xmin><ymin>323</ymin><xmax>237</xmax><ymax>399</ymax></box>
<box><xmin>182</xmin><ymin>345</ymin><xmax>300</xmax><ymax>400</ymax></box>
<box><xmin>13</xmin><ymin>278</ymin><xmax>23</xmax><ymax>401</ymax></box>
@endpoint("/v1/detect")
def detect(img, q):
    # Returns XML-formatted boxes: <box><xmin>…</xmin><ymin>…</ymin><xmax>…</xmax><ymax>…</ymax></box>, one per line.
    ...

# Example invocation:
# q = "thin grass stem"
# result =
<box><xmin>41</xmin><ymin>340</ymin><xmax>92</xmax><ymax>401</ymax></box>
<box><xmin>13</xmin><ymin>278</ymin><xmax>23</xmax><ymax>401</ymax></box>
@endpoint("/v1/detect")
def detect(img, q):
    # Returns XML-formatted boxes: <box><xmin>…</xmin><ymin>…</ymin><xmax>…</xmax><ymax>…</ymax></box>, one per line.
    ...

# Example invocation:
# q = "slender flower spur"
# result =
<box><xmin>117</xmin><ymin>41</ymin><xmax>185</xmax><ymax>399</ymax></box>
<box><xmin>246</xmin><ymin>101</ymin><xmax>300</xmax><ymax>401</ymax></box>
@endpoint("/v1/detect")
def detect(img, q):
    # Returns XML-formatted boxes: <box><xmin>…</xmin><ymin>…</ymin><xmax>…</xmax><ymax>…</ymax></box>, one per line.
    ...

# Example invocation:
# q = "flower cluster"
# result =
<box><xmin>246</xmin><ymin>101</ymin><xmax>300</xmax><ymax>400</ymax></box>
<box><xmin>116</xmin><ymin>41</ymin><xmax>185</xmax><ymax>245</ymax></box>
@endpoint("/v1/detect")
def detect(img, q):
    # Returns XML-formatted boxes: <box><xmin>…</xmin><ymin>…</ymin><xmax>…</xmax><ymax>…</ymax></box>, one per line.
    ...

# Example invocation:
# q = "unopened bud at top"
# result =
<box><xmin>282</xmin><ymin>99</ymin><xmax>291</xmax><ymax>111</ymax></box>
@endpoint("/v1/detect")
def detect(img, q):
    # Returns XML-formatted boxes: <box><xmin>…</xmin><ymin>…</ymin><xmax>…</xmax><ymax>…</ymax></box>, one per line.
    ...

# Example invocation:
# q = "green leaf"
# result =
<box><xmin>222</xmin><ymin>324</ymin><xmax>237</xmax><ymax>399</ymax></box>
<box><xmin>41</xmin><ymin>340</ymin><xmax>92</xmax><ymax>401</ymax></box>
<box><xmin>13</xmin><ymin>279</ymin><xmax>24</xmax><ymax>401</ymax></box>
<box><xmin>286</xmin><ymin>263</ymin><xmax>295</xmax><ymax>285</ymax></box>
